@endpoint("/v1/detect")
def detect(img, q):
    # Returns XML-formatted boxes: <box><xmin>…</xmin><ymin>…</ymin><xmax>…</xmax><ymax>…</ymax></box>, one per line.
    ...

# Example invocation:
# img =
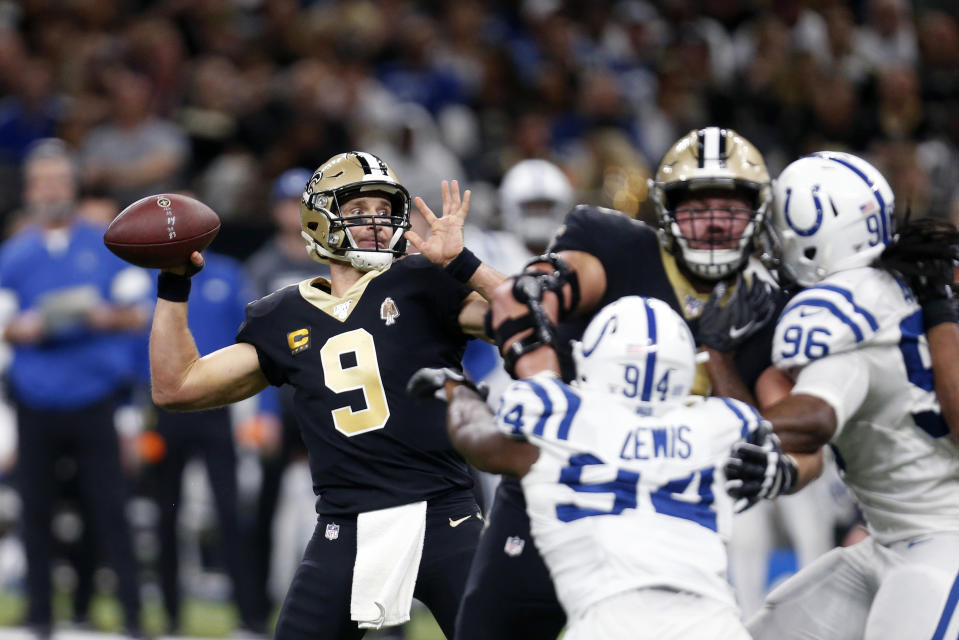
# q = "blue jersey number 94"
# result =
<box><xmin>556</xmin><ymin>453</ymin><xmax>717</xmax><ymax>531</ymax></box>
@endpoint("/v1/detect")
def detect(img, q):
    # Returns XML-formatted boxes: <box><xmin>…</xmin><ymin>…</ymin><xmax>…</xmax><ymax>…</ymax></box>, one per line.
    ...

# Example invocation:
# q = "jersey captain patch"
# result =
<box><xmin>380</xmin><ymin>297</ymin><xmax>400</xmax><ymax>325</ymax></box>
<box><xmin>287</xmin><ymin>328</ymin><xmax>310</xmax><ymax>354</ymax></box>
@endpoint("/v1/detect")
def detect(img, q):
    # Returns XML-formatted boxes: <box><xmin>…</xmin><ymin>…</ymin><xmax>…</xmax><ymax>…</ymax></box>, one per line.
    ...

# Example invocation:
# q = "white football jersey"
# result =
<box><xmin>495</xmin><ymin>375</ymin><xmax>760</xmax><ymax>621</ymax></box>
<box><xmin>773</xmin><ymin>267</ymin><xmax>959</xmax><ymax>544</ymax></box>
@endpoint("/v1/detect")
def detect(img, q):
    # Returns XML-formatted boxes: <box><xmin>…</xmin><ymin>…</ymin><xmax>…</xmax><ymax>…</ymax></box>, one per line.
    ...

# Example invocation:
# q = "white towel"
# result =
<box><xmin>350</xmin><ymin>500</ymin><xmax>427</xmax><ymax>629</ymax></box>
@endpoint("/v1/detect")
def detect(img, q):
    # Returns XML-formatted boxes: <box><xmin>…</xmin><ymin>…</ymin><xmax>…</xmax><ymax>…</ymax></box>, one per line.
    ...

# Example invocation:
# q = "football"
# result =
<box><xmin>104</xmin><ymin>193</ymin><xmax>221</xmax><ymax>269</ymax></box>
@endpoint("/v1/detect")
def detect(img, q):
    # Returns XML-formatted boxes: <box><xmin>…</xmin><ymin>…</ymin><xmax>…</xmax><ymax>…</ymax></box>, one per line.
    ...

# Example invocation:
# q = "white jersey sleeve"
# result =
<box><xmin>792</xmin><ymin>350</ymin><xmax>871</xmax><ymax>438</ymax></box>
<box><xmin>495</xmin><ymin>374</ymin><xmax>582</xmax><ymax>442</ymax></box>
<box><xmin>773</xmin><ymin>277</ymin><xmax>883</xmax><ymax>370</ymax></box>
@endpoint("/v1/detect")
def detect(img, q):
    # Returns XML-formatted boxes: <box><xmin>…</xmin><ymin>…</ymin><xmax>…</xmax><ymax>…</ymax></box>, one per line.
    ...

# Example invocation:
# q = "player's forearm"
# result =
<box><xmin>446</xmin><ymin>384</ymin><xmax>537</xmax><ymax>476</ymax></box>
<box><xmin>764</xmin><ymin>393</ymin><xmax>836</xmax><ymax>454</ymax></box>
<box><xmin>788</xmin><ymin>449</ymin><xmax>824</xmax><ymax>493</ymax></box>
<box><xmin>149</xmin><ymin>298</ymin><xmax>202</xmax><ymax>408</ymax></box>
<box><xmin>927</xmin><ymin>322</ymin><xmax>959</xmax><ymax>444</ymax></box>
<box><xmin>466</xmin><ymin>263</ymin><xmax>506</xmax><ymax>302</ymax></box>
<box><xmin>704</xmin><ymin>348</ymin><xmax>758</xmax><ymax>406</ymax></box>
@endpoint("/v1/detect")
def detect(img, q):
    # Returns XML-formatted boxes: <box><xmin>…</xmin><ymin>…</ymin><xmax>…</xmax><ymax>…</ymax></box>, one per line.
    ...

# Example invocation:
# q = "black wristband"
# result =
<box><xmin>922</xmin><ymin>298</ymin><xmax>959</xmax><ymax>331</ymax></box>
<box><xmin>157</xmin><ymin>272</ymin><xmax>192</xmax><ymax>302</ymax></box>
<box><xmin>444</xmin><ymin>248</ymin><xmax>482</xmax><ymax>284</ymax></box>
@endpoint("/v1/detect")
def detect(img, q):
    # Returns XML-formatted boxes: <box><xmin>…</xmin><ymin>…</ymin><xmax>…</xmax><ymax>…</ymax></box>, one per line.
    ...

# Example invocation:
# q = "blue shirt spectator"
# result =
<box><xmin>0</xmin><ymin>219</ymin><xmax>151</xmax><ymax>409</ymax></box>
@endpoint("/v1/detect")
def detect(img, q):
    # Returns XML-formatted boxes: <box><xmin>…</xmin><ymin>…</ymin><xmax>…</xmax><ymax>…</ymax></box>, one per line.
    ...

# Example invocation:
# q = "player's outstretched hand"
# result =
<box><xmin>724</xmin><ymin>424</ymin><xmax>798</xmax><ymax>513</ymax></box>
<box><xmin>406</xmin><ymin>366</ymin><xmax>488</xmax><ymax>402</ymax></box>
<box><xmin>698</xmin><ymin>272</ymin><xmax>777</xmax><ymax>353</ymax></box>
<box><xmin>405</xmin><ymin>180</ymin><xmax>472</xmax><ymax>267</ymax></box>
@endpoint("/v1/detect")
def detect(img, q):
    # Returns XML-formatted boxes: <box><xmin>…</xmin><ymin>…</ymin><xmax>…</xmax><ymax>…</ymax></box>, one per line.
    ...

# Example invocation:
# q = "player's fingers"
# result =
<box><xmin>414</xmin><ymin>196</ymin><xmax>438</xmax><ymax>225</ymax></box>
<box><xmin>459</xmin><ymin>188</ymin><xmax>471</xmax><ymax>219</ymax></box>
<box><xmin>723</xmin><ymin>457</ymin><xmax>743</xmax><ymax>474</ymax></box>
<box><xmin>441</xmin><ymin>180</ymin><xmax>450</xmax><ymax>215</ymax></box>
<box><xmin>405</xmin><ymin>230</ymin><xmax>424</xmax><ymax>251</ymax></box>
<box><xmin>450</xmin><ymin>179</ymin><xmax>461</xmax><ymax>208</ymax></box>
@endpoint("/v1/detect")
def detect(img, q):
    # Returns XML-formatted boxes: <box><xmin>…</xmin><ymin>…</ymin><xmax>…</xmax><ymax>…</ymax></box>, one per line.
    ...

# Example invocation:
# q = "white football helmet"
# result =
<box><xmin>300</xmin><ymin>151</ymin><xmax>411</xmax><ymax>272</ymax></box>
<box><xmin>769</xmin><ymin>151</ymin><xmax>895</xmax><ymax>288</ymax></box>
<box><xmin>499</xmin><ymin>159</ymin><xmax>574</xmax><ymax>251</ymax></box>
<box><xmin>649</xmin><ymin>127</ymin><xmax>771</xmax><ymax>281</ymax></box>
<box><xmin>571</xmin><ymin>296</ymin><xmax>696</xmax><ymax>410</ymax></box>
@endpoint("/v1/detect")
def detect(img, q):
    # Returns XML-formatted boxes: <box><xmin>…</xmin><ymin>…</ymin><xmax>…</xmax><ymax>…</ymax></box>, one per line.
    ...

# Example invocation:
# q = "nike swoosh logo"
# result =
<box><xmin>907</xmin><ymin>537</ymin><xmax>931</xmax><ymax>548</ymax></box>
<box><xmin>729</xmin><ymin>322</ymin><xmax>755</xmax><ymax>340</ymax></box>
<box><xmin>799</xmin><ymin>308</ymin><xmax>824</xmax><ymax>317</ymax></box>
<box><xmin>449</xmin><ymin>515</ymin><xmax>473</xmax><ymax>528</ymax></box>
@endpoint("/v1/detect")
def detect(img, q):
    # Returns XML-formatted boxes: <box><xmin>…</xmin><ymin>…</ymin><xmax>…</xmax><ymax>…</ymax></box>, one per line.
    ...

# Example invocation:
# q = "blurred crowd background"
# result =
<box><xmin>0</xmin><ymin>0</ymin><xmax>956</xmax><ymax>637</ymax></box>
<box><xmin>2</xmin><ymin>0</ymin><xmax>959</xmax><ymax>236</ymax></box>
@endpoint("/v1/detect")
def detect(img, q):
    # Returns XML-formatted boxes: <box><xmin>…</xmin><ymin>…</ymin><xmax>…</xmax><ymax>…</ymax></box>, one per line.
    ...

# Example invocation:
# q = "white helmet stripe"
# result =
<box><xmin>699</xmin><ymin>127</ymin><xmax>724</xmax><ymax>170</ymax></box>
<box><xmin>353</xmin><ymin>151</ymin><xmax>391</xmax><ymax>177</ymax></box>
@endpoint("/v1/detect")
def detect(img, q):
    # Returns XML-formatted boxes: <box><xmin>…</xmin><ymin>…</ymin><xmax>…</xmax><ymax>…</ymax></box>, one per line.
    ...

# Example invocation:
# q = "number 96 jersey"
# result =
<box><xmin>237</xmin><ymin>255</ymin><xmax>474</xmax><ymax>516</ymax></box>
<box><xmin>773</xmin><ymin>267</ymin><xmax>959</xmax><ymax>544</ymax></box>
<box><xmin>496</xmin><ymin>374</ymin><xmax>762</xmax><ymax>621</ymax></box>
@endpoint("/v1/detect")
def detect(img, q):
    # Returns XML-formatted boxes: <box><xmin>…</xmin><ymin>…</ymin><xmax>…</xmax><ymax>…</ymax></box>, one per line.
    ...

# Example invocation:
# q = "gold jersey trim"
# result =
<box><xmin>658</xmin><ymin>244</ymin><xmax>744</xmax><ymax>397</ymax></box>
<box><xmin>297</xmin><ymin>264</ymin><xmax>390</xmax><ymax>322</ymax></box>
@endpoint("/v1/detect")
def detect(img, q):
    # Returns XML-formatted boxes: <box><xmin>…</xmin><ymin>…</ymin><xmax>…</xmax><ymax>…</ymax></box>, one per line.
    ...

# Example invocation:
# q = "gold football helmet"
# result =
<box><xmin>300</xmin><ymin>151</ymin><xmax>411</xmax><ymax>271</ymax></box>
<box><xmin>649</xmin><ymin>127</ymin><xmax>771</xmax><ymax>281</ymax></box>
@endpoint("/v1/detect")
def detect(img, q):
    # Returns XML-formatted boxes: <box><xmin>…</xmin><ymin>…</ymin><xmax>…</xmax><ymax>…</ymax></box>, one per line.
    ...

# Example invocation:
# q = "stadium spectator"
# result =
<box><xmin>0</xmin><ymin>139</ymin><xmax>151</xmax><ymax>638</ymax></box>
<box><xmin>80</xmin><ymin>68</ymin><xmax>189</xmax><ymax>207</ymax></box>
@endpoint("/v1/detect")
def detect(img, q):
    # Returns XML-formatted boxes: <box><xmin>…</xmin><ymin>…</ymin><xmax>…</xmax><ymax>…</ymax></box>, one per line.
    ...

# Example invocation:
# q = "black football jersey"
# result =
<box><xmin>549</xmin><ymin>205</ymin><xmax>786</xmax><ymax>389</ymax></box>
<box><xmin>236</xmin><ymin>255</ymin><xmax>474</xmax><ymax>516</ymax></box>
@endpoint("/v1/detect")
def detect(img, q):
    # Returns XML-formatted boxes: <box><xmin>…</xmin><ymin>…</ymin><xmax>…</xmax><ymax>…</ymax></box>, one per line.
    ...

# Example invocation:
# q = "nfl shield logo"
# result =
<box><xmin>325</xmin><ymin>523</ymin><xmax>340</xmax><ymax>541</ymax></box>
<box><xmin>503</xmin><ymin>536</ymin><xmax>525</xmax><ymax>557</ymax></box>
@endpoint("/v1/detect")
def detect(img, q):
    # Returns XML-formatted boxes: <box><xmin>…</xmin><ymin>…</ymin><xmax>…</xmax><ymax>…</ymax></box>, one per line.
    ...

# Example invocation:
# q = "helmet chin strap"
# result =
<box><xmin>346</xmin><ymin>250</ymin><xmax>393</xmax><ymax>271</ymax></box>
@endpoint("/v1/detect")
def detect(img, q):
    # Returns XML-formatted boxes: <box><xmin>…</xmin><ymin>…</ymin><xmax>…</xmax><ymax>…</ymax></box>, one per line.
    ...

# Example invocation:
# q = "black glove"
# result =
<box><xmin>724</xmin><ymin>424</ymin><xmax>798</xmax><ymax>513</ymax></box>
<box><xmin>406</xmin><ymin>367</ymin><xmax>489</xmax><ymax>402</ymax></box>
<box><xmin>698</xmin><ymin>273</ymin><xmax>778</xmax><ymax>352</ymax></box>
<box><xmin>879</xmin><ymin>217</ymin><xmax>959</xmax><ymax>330</ymax></box>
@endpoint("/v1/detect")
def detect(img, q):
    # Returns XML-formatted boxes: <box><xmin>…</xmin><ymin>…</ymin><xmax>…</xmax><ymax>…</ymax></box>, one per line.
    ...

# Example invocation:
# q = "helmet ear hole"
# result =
<box><xmin>307</xmin><ymin>222</ymin><xmax>319</xmax><ymax>231</ymax></box>
<box><xmin>804</xmin><ymin>247</ymin><xmax>817</xmax><ymax>260</ymax></box>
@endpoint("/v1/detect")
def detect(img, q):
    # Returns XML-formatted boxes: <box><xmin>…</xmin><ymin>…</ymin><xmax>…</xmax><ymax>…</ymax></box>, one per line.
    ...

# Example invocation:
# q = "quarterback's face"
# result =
<box><xmin>674</xmin><ymin>191</ymin><xmax>752</xmax><ymax>250</ymax></box>
<box><xmin>340</xmin><ymin>195</ymin><xmax>394</xmax><ymax>249</ymax></box>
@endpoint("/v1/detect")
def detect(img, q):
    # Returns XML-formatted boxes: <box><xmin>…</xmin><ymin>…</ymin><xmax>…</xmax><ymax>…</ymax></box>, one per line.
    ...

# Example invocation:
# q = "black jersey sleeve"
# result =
<box><xmin>401</xmin><ymin>255</ymin><xmax>473</xmax><ymax>339</ymax></box>
<box><xmin>550</xmin><ymin>205</ymin><xmax>663</xmax><ymax>301</ymax></box>
<box><xmin>236</xmin><ymin>289</ymin><xmax>290</xmax><ymax>387</ymax></box>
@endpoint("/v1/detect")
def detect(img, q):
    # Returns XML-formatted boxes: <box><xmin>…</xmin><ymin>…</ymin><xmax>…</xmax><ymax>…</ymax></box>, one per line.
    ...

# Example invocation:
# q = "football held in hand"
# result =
<box><xmin>103</xmin><ymin>193</ymin><xmax>220</xmax><ymax>269</ymax></box>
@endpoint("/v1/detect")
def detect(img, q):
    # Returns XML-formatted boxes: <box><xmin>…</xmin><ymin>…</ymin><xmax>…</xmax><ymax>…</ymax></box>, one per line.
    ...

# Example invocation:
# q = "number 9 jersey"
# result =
<box><xmin>773</xmin><ymin>266</ymin><xmax>959</xmax><ymax>544</ymax></box>
<box><xmin>236</xmin><ymin>254</ymin><xmax>475</xmax><ymax>517</ymax></box>
<box><xmin>496</xmin><ymin>373</ymin><xmax>763</xmax><ymax>623</ymax></box>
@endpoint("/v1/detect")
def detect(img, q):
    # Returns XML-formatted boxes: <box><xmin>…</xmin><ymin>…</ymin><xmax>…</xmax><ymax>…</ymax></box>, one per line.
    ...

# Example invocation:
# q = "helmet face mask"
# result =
<box><xmin>650</xmin><ymin>127</ymin><xmax>772</xmax><ymax>281</ymax></box>
<box><xmin>300</xmin><ymin>152</ymin><xmax>412</xmax><ymax>272</ymax></box>
<box><xmin>770</xmin><ymin>151</ymin><xmax>895</xmax><ymax>288</ymax></box>
<box><xmin>571</xmin><ymin>296</ymin><xmax>695</xmax><ymax>412</ymax></box>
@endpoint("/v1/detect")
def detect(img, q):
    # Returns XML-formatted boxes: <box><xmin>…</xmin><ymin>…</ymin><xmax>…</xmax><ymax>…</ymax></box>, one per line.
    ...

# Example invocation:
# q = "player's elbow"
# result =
<box><xmin>151</xmin><ymin>383</ymin><xmax>195</xmax><ymax>411</ymax></box>
<box><xmin>151</xmin><ymin>386</ymin><xmax>179</xmax><ymax>410</ymax></box>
